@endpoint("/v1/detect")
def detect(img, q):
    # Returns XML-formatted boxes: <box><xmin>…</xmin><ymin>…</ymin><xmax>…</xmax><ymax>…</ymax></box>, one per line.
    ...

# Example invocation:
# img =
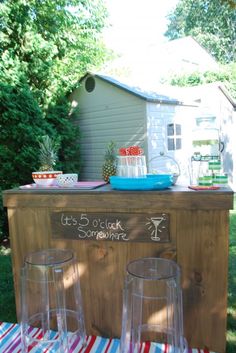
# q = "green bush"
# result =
<box><xmin>0</xmin><ymin>83</ymin><xmax>52</xmax><ymax>239</ymax></box>
<box><xmin>45</xmin><ymin>96</ymin><xmax>81</xmax><ymax>173</ymax></box>
<box><xmin>0</xmin><ymin>83</ymin><xmax>54</xmax><ymax>186</ymax></box>
<box><xmin>0</xmin><ymin>247</ymin><xmax>17</xmax><ymax>323</ymax></box>
<box><xmin>0</xmin><ymin>84</ymin><xmax>81</xmax><ymax>241</ymax></box>
<box><xmin>0</xmin><ymin>0</ymin><xmax>109</xmax><ymax>241</ymax></box>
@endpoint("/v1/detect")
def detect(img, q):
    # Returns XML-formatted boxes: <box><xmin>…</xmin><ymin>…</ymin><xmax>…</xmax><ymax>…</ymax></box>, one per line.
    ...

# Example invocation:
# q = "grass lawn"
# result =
<box><xmin>0</xmin><ymin>210</ymin><xmax>236</xmax><ymax>352</ymax></box>
<box><xmin>227</xmin><ymin>209</ymin><xmax>236</xmax><ymax>353</ymax></box>
<box><xmin>0</xmin><ymin>246</ymin><xmax>16</xmax><ymax>323</ymax></box>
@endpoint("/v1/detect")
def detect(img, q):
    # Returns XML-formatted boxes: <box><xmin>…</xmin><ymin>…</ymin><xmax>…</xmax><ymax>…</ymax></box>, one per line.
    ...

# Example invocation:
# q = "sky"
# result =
<box><xmin>103</xmin><ymin>0</ymin><xmax>179</xmax><ymax>55</ymax></box>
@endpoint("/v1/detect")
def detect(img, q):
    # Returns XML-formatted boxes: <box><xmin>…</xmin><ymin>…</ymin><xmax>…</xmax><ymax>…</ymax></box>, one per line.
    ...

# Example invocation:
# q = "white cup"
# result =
<box><xmin>56</xmin><ymin>173</ymin><xmax>78</xmax><ymax>187</ymax></box>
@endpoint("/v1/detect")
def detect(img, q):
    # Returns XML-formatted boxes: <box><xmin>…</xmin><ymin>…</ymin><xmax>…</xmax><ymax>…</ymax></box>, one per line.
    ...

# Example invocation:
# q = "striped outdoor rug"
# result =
<box><xmin>0</xmin><ymin>322</ymin><xmax>216</xmax><ymax>353</ymax></box>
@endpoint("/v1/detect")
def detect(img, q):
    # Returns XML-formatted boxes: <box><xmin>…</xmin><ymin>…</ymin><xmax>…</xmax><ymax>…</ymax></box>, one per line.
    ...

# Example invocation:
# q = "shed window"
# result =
<box><xmin>167</xmin><ymin>123</ymin><xmax>182</xmax><ymax>150</ymax></box>
<box><xmin>85</xmin><ymin>76</ymin><xmax>95</xmax><ymax>92</ymax></box>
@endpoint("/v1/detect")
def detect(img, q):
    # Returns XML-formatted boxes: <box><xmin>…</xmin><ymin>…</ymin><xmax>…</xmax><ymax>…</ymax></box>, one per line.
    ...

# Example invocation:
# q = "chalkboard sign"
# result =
<box><xmin>50</xmin><ymin>212</ymin><xmax>170</xmax><ymax>243</ymax></box>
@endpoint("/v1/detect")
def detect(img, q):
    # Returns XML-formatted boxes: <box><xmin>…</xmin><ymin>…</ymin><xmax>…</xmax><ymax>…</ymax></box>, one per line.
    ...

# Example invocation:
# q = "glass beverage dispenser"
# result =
<box><xmin>192</xmin><ymin>116</ymin><xmax>222</xmax><ymax>159</ymax></box>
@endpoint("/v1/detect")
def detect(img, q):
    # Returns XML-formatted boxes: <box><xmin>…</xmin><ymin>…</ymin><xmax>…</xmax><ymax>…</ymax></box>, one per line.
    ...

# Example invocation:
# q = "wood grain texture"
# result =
<box><xmin>3</xmin><ymin>187</ymin><xmax>233</xmax><ymax>353</ymax></box>
<box><xmin>177</xmin><ymin>210</ymin><xmax>229</xmax><ymax>353</ymax></box>
<box><xmin>49</xmin><ymin>209</ymin><xmax>177</xmax><ymax>338</ymax></box>
<box><xmin>7</xmin><ymin>207</ymin><xmax>51</xmax><ymax>317</ymax></box>
<box><xmin>3</xmin><ymin>185</ymin><xmax>233</xmax><ymax>210</ymax></box>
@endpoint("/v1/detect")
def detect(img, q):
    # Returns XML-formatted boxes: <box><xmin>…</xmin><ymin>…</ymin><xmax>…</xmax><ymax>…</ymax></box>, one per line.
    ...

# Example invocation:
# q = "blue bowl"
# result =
<box><xmin>110</xmin><ymin>175</ymin><xmax>172</xmax><ymax>191</ymax></box>
<box><xmin>147</xmin><ymin>173</ymin><xmax>175</xmax><ymax>185</ymax></box>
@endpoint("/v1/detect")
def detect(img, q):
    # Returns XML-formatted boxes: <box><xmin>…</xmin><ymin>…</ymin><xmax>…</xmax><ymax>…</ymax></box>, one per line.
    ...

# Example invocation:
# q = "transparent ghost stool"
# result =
<box><xmin>20</xmin><ymin>249</ymin><xmax>86</xmax><ymax>353</ymax></box>
<box><xmin>120</xmin><ymin>257</ymin><xmax>187</xmax><ymax>353</ymax></box>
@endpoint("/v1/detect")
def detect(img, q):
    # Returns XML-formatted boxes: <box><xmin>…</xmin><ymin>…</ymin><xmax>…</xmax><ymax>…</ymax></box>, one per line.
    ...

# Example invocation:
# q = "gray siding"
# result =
<box><xmin>71</xmin><ymin>77</ymin><xmax>147</xmax><ymax>180</ymax></box>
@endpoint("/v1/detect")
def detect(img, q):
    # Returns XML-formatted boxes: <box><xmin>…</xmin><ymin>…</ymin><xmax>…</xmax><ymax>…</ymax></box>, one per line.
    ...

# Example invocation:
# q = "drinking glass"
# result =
<box><xmin>117</xmin><ymin>156</ymin><xmax>147</xmax><ymax>177</ymax></box>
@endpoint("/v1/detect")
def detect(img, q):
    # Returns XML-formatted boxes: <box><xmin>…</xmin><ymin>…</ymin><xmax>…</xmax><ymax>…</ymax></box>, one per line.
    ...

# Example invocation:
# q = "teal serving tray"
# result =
<box><xmin>110</xmin><ymin>175</ymin><xmax>172</xmax><ymax>191</ymax></box>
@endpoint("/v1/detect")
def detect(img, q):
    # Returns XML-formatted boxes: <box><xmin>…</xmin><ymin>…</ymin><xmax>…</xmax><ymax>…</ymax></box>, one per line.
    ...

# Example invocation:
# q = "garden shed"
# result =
<box><xmin>70</xmin><ymin>72</ymin><xmax>198</xmax><ymax>184</ymax></box>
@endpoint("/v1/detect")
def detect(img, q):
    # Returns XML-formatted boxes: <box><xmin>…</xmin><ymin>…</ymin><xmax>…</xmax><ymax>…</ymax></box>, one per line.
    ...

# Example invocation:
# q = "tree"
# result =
<box><xmin>0</xmin><ymin>0</ymin><xmax>109</xmax><ymax>240</ymax></box>
<box><xmin>0</xmin><ymin>83</ymin><xmax>53</xmax><ymax>187</ymax></box>
<box><xmin>165</xmin><ymin>0</ymin><xmax>236</xmax><ymax>63</ymax></box>
<box><xmin>0</xmin><ymin>0</ymin><xmax>109</xmax><ymax>108</ymax></box>
<box><xmin>0</xmin><ymin>83</ymin><xmax>53</xmax><ymax>239</ymax></box>
<box><xmin>0</xmin><ymin>0</ymin><xmax>109</xmax><ymax>172</ymax></box>
<box><xmin>165</xmin><ymin>63</ymin><xmax>236</xmax><ymax>99</ymax></box>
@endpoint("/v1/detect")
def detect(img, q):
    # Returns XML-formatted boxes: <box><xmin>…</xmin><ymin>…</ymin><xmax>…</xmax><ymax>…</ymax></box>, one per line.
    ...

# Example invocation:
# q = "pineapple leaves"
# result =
<box><xmin>38</xmin><ymin>135</ymin><xmax>61</xmax><ymax>171</ymax></box>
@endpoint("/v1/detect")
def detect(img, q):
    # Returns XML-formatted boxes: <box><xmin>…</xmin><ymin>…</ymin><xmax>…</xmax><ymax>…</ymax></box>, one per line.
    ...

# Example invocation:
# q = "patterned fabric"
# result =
<box><xmin>0</xmin><ymin>322</ymin><xmax>216</xmax><ymax>353</ymax></box>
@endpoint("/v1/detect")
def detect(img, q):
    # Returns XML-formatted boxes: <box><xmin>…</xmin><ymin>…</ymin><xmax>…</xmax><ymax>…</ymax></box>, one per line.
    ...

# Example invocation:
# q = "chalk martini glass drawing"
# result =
<box><xmin>146</xmin><ymin>215</ymin><xmax>167</xmax><ymax>241</ymax></box>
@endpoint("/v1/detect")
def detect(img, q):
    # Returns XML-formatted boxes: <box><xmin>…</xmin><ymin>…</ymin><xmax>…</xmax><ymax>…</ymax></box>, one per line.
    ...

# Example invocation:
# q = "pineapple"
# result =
<box><xmin>38</xmin><ymin>135</ymin><xmax>60</xmax><ymax>171</ymax></box>
<box><xmin>102</xmin><ymin>141</ymin><xmax>117</xmax><ymax>182</ymax></box>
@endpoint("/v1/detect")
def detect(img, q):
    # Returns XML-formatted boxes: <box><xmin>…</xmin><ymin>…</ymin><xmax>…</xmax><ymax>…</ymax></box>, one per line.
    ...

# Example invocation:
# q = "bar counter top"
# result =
<box><xmin>2</xmin><ymin>184</ymin><xmax>234</xmax><ymax>353</ymax></box>
<box><xmin>3</xmin><ymin>184</ymin><xmax>234</xmax><ymax>210</ymax></box>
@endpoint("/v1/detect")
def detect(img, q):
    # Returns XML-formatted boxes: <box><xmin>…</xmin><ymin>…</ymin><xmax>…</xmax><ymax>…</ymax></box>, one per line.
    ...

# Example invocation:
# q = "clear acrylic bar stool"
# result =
<box><xmin>120</xmin><ymin>257</ymin><xmax>187</xmax><ymax>353</ymax></box>
<box><xmin>20</xmin><ymin>248</ymin><xmax>86</xmax><ymax>353</ymax></box>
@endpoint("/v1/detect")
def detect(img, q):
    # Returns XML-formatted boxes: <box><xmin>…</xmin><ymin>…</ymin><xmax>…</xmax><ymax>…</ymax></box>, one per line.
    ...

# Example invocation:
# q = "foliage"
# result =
<box><xmin>165</xmin><ymin>0</ymin><xmax>236</xmax><ymax>63</ymax></box>
<box><xmin>0</xmin><ymin>0</ymin><xmax>109</xmax><ymax>239</ymax></box>
<box><xmin>0</xmin><ymin>85</ymin><xmax>80</xmax><ymax>239</ymax></box>
<box><xmin>104</xmin><ymin>141</ymin><xmax>116</xmax><ymax>163</ymax></box>
<box><xmin>0</xmin><ymin>83</ymin><xmax>52</xmax><ymax>188</ymax></box>
<box><xmin>45</xmin><ymin>97</ymin><xmax>81</xmax><ymax>173</ymax></box>
<box><xmin>0</xmin><ymin>83</ymin><xmax>52</xmax><ymax>238</ymax></box>
<box><xmin>0</xmin><ymin>0</ymin><xmax>109</xmax><ymax>108</ymax></box>
<box><xmin>38</xmin><ymin>135</ymin><xmax>61</xmax><ymax>171</ymax></box>
<box><xmin>0</xmin><ymin>247</ymin><xmax>16</xmax><ymax>323</ymax></box>
<box><xmin>167</xmin><ymin>63</ymin><xmax>236</xmax><ymax>99</ymax></box>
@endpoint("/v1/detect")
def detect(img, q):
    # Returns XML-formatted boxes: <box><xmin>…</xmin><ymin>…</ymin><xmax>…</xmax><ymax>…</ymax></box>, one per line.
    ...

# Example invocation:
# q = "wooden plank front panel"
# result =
<box><xmin>177</xmin><ymin>210</ymin><xmax>229</xmax><ymax>353</ymax></box>
<box><xmin>50</xmin><ymin>210</ymin><xmax>177</xmax><ymax>338</ymax></box>
<box><xmin>5</xmin><ymin>191</ymin><xmax>231</xmax><ymax>353</ymax></box>
<box><xmin>7</xmin><ymin>207</ymin><xmax>52</xmax><ymax>317</ymax></box>
<box><xmin>8</xmin><ymin>204</ymin><xmax>177</xmax><ymax>338</ymax></box>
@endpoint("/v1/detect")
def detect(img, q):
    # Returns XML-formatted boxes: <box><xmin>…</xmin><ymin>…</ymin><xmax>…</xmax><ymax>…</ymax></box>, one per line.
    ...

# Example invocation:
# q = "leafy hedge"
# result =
<box><xmin>45</xmin><ymin>96</ymin><xmax>81</xmax><ymax>173</ymax></box>
<box><xmin>0</xmin><ymin>84</ymin><xmax>80</xmax><ymax>240</ymax></box>
<box><xmin>0</xmin><ymin>0</ymin><xmax>108</xmax><ymax>241</ymax></box>
<box><xmin>0</xmin><ymin>84</ymin><xmax>51</xmax><ymax>186</ymax></box>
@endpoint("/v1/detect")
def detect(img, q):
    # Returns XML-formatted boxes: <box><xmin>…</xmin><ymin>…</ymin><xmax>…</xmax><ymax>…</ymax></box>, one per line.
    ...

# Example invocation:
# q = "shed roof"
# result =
<box><xmin>180</xmin><ymin>82</ymin><xmax>236</xmax><ymax>109</ymax></box>
<box><xmin>218</xmin><ymin>84</ymin><xmax>236</xmax><ymax>109</ymax></box>
<box><xmin>102</xmin><ymin>36</ymin><xmax>219</xmax><ymax>84</ymax></box>
<box><xmin>80</xmin><ymin>72</ymin><xmax>196</xmax><ymax>106</ymax></box>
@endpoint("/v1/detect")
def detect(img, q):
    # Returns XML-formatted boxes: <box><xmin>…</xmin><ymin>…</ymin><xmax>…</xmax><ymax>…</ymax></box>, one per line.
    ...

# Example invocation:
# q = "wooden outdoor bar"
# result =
<box><xmin>3</xmin><ymin>185</ymin><xmax>234</xmax><ymax>353</ymax></box>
